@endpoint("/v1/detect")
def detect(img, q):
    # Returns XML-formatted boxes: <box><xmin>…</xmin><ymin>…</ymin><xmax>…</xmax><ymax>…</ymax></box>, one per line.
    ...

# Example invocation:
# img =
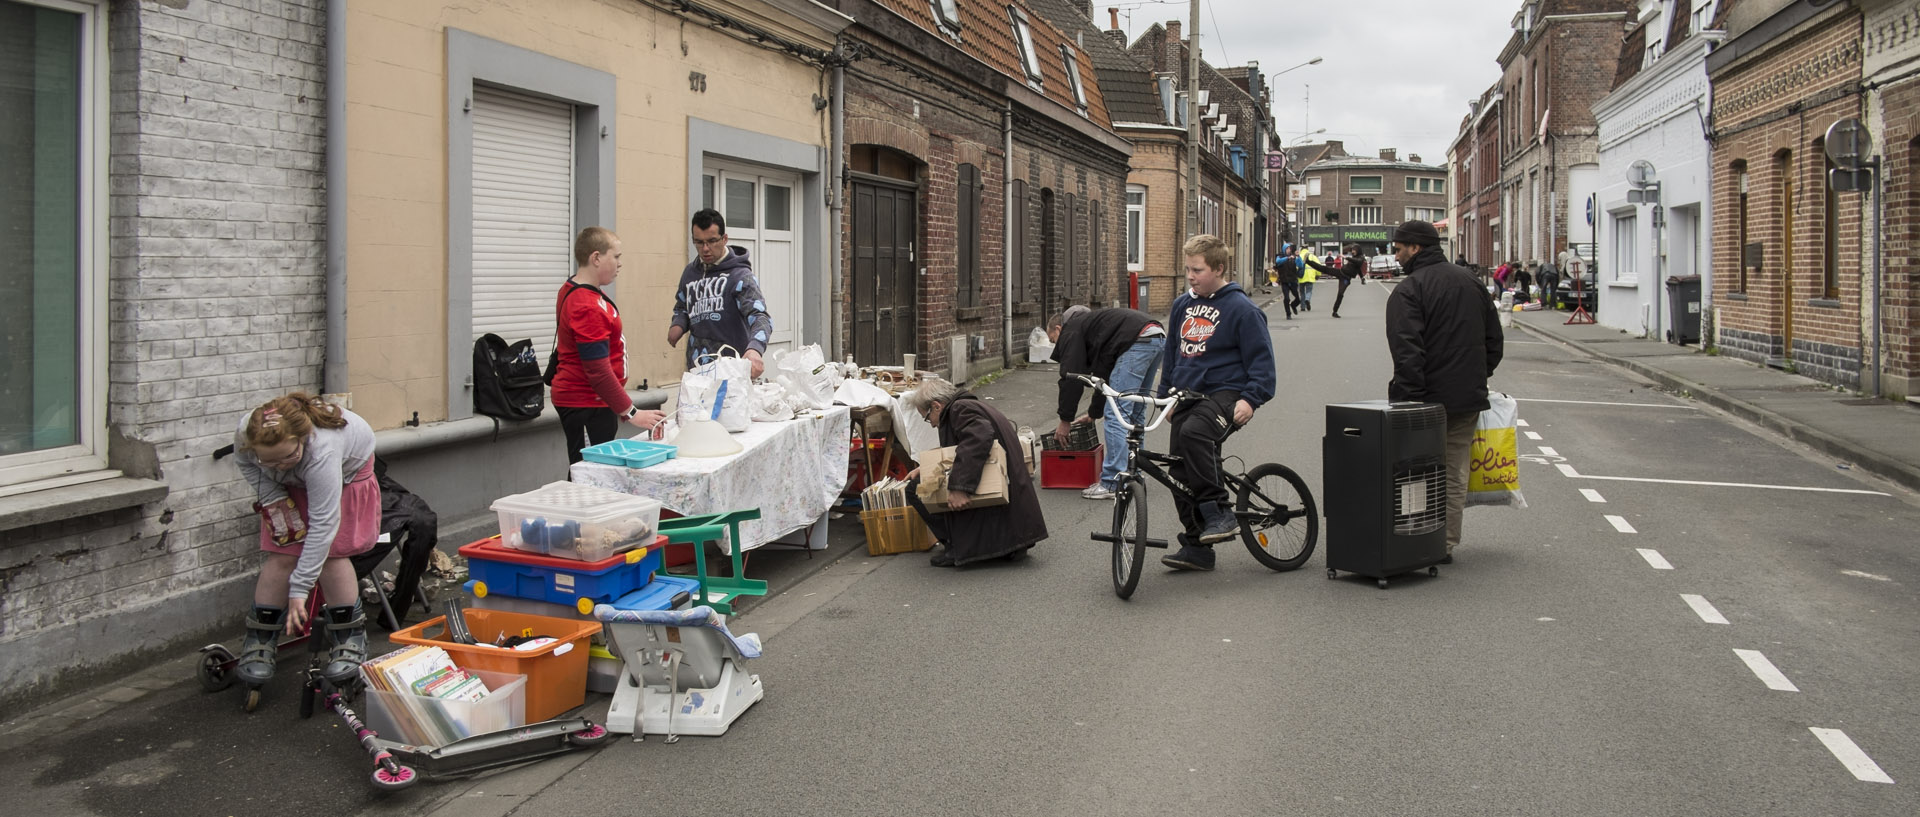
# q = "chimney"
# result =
<box><xmin>1325</xmin><ymin>140</ymin><xmax>1345</xmax><ymax>156</ymax></box>
<box><xmin>1166</xmin><ymin>20</ymin><xmax>1180</xmax><ymax>44</ymax></box>
<box><xmin>1110</xmin><ymin>7</ymin><xmax>1119</xmax><ymax>30</ymax></box>
<box><xmin>1380</xmin><ymin>148</ymin><xmax>1398</xmax><ymax>162</ymax></box>
<box><xmin>1408</xmin><ymin>153</ymin><xmax>1422</xmax><ymax>164</ymax></box>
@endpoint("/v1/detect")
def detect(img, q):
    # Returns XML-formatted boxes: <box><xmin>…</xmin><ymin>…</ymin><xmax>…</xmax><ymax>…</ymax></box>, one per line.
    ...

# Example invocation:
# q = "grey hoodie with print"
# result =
<box><xmin>670</xmin><ymin>245</ymin><xmax>773</xmax><ymax>367</ymax></box>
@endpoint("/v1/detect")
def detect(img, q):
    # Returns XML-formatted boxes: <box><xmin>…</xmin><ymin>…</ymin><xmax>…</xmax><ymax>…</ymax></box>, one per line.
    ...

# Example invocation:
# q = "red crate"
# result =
<box><xmin>1040</xmin><ymin>445</ymin><xmax>1103</xmax><ymax>489</ymax></box>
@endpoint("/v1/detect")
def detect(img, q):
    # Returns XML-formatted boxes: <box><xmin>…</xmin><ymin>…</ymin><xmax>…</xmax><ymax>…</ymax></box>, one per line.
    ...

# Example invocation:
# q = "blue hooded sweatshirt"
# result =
<box><xmin>1157</xmin><ymin>281</ymin><xmax>1276</xmax><ymax>408</ymax></box>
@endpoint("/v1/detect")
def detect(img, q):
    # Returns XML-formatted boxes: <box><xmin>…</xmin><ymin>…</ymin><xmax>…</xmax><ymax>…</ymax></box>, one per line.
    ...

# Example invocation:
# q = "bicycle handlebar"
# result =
<box><xmin>1069</xmin><ymin>374</ymin><xmax>1190</xmax><ymax>434</ymax></box>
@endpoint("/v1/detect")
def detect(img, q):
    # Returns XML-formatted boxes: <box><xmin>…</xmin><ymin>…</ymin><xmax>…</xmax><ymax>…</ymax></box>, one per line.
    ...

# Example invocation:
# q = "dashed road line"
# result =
<box><xmin>1524</xmin><ymin>430</ymin><xmax>1542</xmax><ymax>441</ymax></box>
<box><xmin>1808</xmin><ymin>728</ymin><xmax>1895</xmax><ymax>783</ymax></box>
<box><xmin>1733</xmin><ymin>649</ymin><xmax>1799</xmax><ymax>691</ymax></box>
<box><xmin>1680</xmin><ymin>594</ymin><xmax>1728</xmax><ymax>624</ymax></box>
<box><xmin>1515</xmin><ymin>397</ymin><xmax>1700</xmax><ymax>409</ymax></box>
<box><xmin>1636</xmin><ymin>548</ymin><xmax>1673</xmax><ymax>569</ymax></box>
<box><xmin>1516</xmin><ymin>418</ymin><xmax>1530</xmax><ymax>427</ymax></box>
<box><xmin>1579</xmin><ymin>488</ymin><xmax>1606</xmax><ymax>503</ymax></box>
<box><xmin>1606</xmin><ymin>514</ymin><xmax>1637</xmax><ymax>533</ymax></box>
<box><xmin>1539</xmin><ymin>446</ymin><xmax>1559</xmax><ymax>457</ymax></box>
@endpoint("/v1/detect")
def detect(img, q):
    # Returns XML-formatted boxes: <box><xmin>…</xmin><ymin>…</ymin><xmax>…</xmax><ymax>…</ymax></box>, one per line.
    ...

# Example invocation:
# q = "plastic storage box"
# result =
<box><xmin>608</xmin><ymin>574</ymin><xmax>701</xmax><ymax>613</ymax></box>
<box><xmin>579</xmin><ymin>438</ymin><xmax>678</xmax><ymax>469</ymax></box>
<box><xmin>364</xmin><ymin>665</ymin><xmax>527</xmax><ymax>747</ymax></box>
<box><xmin>491</xmin><ymin>480</ymin><xmax>663</xmax><ymax>561</ymax></box>
<box><xmin>390</xmin><ymin>608</ymin><xmax>601</xmax><ymax>723</ymax></box>
<box><xmin>461</xmin><ymin>535</ymin><xmax>666</xmax><ymax>613</ymax></box>
<box><xmin>1040</xmin><ymin>445</ymin><xmax>1103</xmax><ymax>489</ymax></box>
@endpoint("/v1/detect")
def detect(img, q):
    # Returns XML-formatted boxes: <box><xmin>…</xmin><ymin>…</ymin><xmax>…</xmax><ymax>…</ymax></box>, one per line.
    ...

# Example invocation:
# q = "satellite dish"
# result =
<box><xmin>1628</xmin><ymin>160</ymin><xmax>1657</xmax><ymax>188</ymax></box>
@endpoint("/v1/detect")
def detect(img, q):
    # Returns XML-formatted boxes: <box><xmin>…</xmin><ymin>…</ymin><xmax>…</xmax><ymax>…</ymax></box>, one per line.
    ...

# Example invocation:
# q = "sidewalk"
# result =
<box><xmin>1510</xmin><ymin>309</ymin><xmax>1920</xmax><ymax>494</ymax></box>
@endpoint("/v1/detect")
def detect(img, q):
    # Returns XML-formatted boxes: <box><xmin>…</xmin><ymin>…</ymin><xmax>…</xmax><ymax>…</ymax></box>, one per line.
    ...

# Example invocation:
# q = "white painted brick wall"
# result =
<box><xmin>2</xmin><ymin>0</ymin><xmax>328</xmax><ymax>708</ymax></box>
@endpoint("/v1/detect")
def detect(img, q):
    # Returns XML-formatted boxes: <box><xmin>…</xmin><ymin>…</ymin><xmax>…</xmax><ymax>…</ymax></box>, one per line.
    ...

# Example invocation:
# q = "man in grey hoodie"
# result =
<box><xmin>669</xmin><ymin>208</ymin><xmax>774</xmax><ymax>377</ymax></box>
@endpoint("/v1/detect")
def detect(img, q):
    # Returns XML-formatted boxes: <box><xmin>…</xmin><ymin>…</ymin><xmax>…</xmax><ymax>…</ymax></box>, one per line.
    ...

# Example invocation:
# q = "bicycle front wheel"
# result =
<box><xmin>1111</xmin><ymin>477</ymin><xmax>1148</xmax><ymax>599</ymax></box>
<box><xmin>1237</xmin><ymin>463</ymin><xmax>1318</xmax><ymax>571</ymax></box>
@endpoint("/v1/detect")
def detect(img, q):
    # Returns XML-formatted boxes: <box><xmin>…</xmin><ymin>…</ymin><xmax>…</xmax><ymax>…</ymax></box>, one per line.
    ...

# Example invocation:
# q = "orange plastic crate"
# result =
<box><xmin>389</xmin><ymin>608</ymin><xmax>601</xmax><ymax>723</ymax></box>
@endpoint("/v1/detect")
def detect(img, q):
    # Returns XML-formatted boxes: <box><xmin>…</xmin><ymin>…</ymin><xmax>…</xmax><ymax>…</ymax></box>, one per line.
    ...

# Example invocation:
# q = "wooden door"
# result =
<box><xmin>852</xmin><ymin>179</ymin><xmax>918</xmax><ymax>365</ymax></box>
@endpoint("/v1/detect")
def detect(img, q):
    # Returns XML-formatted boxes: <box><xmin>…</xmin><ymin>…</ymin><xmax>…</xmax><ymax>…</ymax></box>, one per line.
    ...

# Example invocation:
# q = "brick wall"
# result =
<box><xmin>1875</xmin><ymin>78</ymin><xmax>1920</xmax><ymax>396</ymax></box>
<box><xmin>4</xmin><ymin>0</ymin><xmax>328</xmax><ymax>710</ymax></box>
<box><xmin>1126</xmin><ymin>136</ymin><xmax>1186</xmax><ymax>313</ymax></box>
<box><xmin>1709</xmin><ymin>9</ymin><xmax>1865</xmax><ymax>385</ymax></box>
<box><xmin>1499</xmin><ymin>10</ymin><xmax>1630</xmax><ymax>267</ymax></box>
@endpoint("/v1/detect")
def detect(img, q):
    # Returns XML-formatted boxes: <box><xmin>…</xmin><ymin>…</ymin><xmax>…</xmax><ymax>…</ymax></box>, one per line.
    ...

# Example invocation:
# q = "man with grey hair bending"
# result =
<box><xmin>900</xmin><ymin>377</ymin><xmax>1048</xmax><ymax>567</ymax></box>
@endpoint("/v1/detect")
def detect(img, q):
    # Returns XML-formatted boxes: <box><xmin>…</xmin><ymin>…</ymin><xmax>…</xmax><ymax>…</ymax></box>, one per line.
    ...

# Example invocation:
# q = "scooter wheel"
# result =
<box><xmin>371</xmin><ymin>763</ymin><xmax>419</xmax><ymax>791</ymax></box>
<box><xmin>197</xmin><ymin>646</ymin><xmax>236</xmax><ymax>692</ymax></box>
<box><xmin>244</xmin><ymin>688</ymin><xmax>263</xmax><ymax>713</ymax></box>
<box><xmin>567</xmin><ymin>724</ymin><xmax>611</xmax><ymax>747</ymax></box>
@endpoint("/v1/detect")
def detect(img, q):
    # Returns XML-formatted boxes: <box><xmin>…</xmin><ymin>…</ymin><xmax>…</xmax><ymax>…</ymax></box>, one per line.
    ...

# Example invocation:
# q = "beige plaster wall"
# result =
<box><xmin>344</xmin><ymin>0</ymin><xmax>830</xmax><ymax>428</ymax></box>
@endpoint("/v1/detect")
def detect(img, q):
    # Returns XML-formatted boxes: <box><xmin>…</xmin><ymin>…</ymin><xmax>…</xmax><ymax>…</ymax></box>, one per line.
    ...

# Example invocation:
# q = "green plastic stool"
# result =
<box><xmin>658</xmin><ymin>510</ymin><xmax>769</xmax><ymax>615</ymax></box>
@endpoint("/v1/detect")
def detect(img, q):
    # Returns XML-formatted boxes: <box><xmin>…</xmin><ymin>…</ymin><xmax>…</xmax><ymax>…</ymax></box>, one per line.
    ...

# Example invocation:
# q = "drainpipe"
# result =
<box><xmin>323</xmin><ymin>0</ymin><xmax>347</xmax><ymax>394</ymax></box>
<box><xmin>1002</xmin><ymin>102</ymin><xmax>1014</xmax><ymax>371</ymax></box>
<box><xmin>829</xmin><ymin>58</ymin><xmax>845</xmax><ymax>362</ymax></box>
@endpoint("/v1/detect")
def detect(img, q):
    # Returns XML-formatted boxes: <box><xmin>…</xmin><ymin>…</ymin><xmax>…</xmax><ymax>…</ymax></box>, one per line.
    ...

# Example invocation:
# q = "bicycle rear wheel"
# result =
<box><xmin>1111</xmin><ymin>477</ymin><xmax>1148</xmax><ymax>599</ymax></box>
<box><xmin>1236</xmin><ymin>463</ymin><xmax>1318</xmax><ymax>571</ymax></box>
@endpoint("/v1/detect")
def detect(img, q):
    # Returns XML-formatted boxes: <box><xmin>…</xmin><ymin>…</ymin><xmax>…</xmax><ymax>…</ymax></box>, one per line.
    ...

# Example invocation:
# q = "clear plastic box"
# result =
<box><xmin>491</xmin><ymin>480</ymin><xmax>663</xmax><ymax>561</ymax></box>
<box><xmin>364</xmin><ymin>666</ymin><xmax>527</xmax><ymax>747</ymax></box>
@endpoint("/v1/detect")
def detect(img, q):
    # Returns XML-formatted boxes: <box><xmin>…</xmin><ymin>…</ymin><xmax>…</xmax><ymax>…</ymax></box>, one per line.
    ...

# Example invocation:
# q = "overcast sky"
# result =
<box><xmin>1106</xmin><ymin>0</ymin><xmax>1524</xmax><ymax>165</ymax></box>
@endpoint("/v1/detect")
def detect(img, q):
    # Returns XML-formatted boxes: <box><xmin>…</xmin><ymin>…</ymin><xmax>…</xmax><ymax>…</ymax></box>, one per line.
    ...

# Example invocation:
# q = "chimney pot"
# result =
<box><xmin>1110</xmin><ymin>8</ymin><xmax>1119</xmax><ymax>29</ymax></box>
<box><xmin>1409</xmin><ymin>153</ymin><xmax>1422</xmax><ymax>164</ymax></box>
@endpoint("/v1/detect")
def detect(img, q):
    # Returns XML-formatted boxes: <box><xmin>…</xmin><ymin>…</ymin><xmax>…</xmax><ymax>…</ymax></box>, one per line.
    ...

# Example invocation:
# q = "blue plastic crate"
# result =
<box><xmin>580</xmin><ymin>438</ymin><xmax>678</xmax><ymax>469</ymax></box>
<box><xmin>462</xmin><ymin>535</ymin><xmax>666</xmax><ymax>613</ymax></box>
<box><xmin>608</xmin><ymin>574</ymin><xmax>701</xmax><ymax>612</ymax></box>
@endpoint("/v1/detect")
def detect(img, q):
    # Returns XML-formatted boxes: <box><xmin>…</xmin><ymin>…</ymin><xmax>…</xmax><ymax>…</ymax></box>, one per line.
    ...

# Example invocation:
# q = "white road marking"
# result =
<box><xmin>1808</xmin><ymin>728</ymin><xmax>1895</xmax><ymax>783</ymax></box>
<box><xmin>1637</xmin><ymin>548</ymin><xmax>1673</xmax><ymax>569</ymax></box>
<box><xmin>1734</xmin><ymin>649</ymin><xmax>1799</xmax><ymax>691</ymax></box>
<box><xmin>1606</xmin><ymin>515</ymin><xmax>1637</xmax><ymax>533</ymax></box>
<box><xmin>1551</xmin><ymin>463</ymin><xmax>1889</xmax><ymax>496</ymax></box>
<box><xmin>1515</xmin><ymin>397</ymin><xmax>1699</xmax><ymax>409</ymax></box>
<box><xmin>1680</xmin><ymin>594</ymin><xmax>1728</xmax><ymax>624</ymax></box>
<box><xmin>1516</xmin><ymin>418</ymin><xmax>1530</xmax><ymax>427</ymax></box>
<box><xmin>1841</xmin><ymin>569</ymin><xmax>1892</xmax><ymax>582</ymax></box>
<box><xmin>1524</xmin><ymin>430</ymin><xmax>1542</xmax><ymax>440</ymax></box>
<box><xmin>1580</xmin><ymin>488</ymin><xmax>1607</xmax><ymax>503</ymax></box>
<box><xmin>1539</xmin><ymin>446</ymin><xmax>1559</xmax><ymax>456</ymax></box>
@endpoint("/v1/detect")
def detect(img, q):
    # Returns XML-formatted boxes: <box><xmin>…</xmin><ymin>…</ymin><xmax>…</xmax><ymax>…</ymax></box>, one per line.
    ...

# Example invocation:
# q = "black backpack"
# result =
<box><xmin>473</xmin><ymin>333</ymin><xmax>545</xmax><ymax>421</ymax></box>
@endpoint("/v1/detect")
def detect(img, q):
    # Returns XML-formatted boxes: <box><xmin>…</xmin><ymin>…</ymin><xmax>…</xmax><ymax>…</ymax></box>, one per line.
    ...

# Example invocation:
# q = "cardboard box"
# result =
<box><xmin>913</xmin><ymin>442</ymin><xmax>1009</xmax><ymax>513</ymax></box>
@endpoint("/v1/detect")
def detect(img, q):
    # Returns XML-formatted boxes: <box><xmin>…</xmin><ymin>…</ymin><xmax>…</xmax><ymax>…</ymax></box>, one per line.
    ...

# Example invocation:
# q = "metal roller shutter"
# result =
<box><xmin>471</xmin><ymin>84</ymin><xmax>573</xmax><ymax>357</ymax></box>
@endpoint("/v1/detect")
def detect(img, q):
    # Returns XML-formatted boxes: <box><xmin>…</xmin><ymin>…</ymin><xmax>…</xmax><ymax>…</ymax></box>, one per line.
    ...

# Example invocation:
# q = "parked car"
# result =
<box><xmin>1553</xmin><ymin>268</ymin><xmax>1597</xmax><ymax>311</ymax></box>
<box><xmin>1368</xmin><ymin>254</ymin><xmax>1401</xmax><ymax>278</ymax></box>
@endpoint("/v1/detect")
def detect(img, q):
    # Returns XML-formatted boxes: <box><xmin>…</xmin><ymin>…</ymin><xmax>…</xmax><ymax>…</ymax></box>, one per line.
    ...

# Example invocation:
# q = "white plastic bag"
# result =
<box><xmin>678</xmin><ymin>347</ymin><xmax>754</xmax><ymax>432</ymax></box>
<box><xmin>775</xmin><ymin>344</ymin><xmax>835</xmax><ymax>410</ymax></box>
<box><xmin>750</xmin><ymin>382</ymin><xmax>793</xmax><ymax>422</ymax></box>
<box><xmin>1467</xmin><ymin>392</ymin><xmax>1527</xmax><ymax>509</ymax></box>
<box><xmin>833</xmin><ymin>378</ymin><xmax>894</xmax><ymax>408</ymax></box>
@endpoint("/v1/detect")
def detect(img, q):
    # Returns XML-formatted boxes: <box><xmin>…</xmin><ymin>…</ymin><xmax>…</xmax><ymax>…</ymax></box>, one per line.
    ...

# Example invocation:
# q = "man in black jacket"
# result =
<box><xmin>1384</xmin><ymin>220</ymin><xmax>1504</xmax><ymax>562</ymax></box>
<box><xmin>1049</xmin><ymin>305</ymin><xmax>1166</xmax><ymax>499</ymax></box>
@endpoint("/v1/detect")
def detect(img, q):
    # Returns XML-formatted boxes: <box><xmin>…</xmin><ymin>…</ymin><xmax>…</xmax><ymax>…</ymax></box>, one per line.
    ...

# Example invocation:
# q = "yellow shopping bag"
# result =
<box><xmin>1467</xmin><ymin>393</ymin><xmax>1527</xmax><ymax>508</ymax></box>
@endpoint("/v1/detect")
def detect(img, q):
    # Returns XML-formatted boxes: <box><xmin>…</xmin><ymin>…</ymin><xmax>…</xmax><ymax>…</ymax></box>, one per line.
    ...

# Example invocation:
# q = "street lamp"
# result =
<box><xmin>1289</xmin><ymin>129</ymin><xmax>1326</xmax><ymax>146</ymax></box>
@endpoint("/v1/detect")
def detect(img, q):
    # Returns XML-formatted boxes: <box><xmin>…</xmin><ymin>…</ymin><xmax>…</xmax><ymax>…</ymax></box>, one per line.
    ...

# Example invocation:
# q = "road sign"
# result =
<box><xmin>1824</xmin><ymin>118</ymin><xmax>1871</xmax><ymax>169</ymax></box>
<box><xmin>1585</xmin><ymin>196</ymin><xmax>1594</xmax><ymax>227</ymax></box>
<box><xmin>1830</xmin><ymin>167</ymin><xmax>1873</xmax><ymax>193</ymax></box>
<box><xmin>1266</xmin><ymin>151</ymin><xmax>1287</xmax><ymax>171</ymax></box>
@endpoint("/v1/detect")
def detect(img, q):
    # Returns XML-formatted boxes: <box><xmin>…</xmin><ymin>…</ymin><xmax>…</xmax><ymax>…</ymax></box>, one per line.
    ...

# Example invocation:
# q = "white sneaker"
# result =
<box><xmin>1081</xmin><ymin>484</ymin><xmax>1117</xmax><ymax>500</ymax></box>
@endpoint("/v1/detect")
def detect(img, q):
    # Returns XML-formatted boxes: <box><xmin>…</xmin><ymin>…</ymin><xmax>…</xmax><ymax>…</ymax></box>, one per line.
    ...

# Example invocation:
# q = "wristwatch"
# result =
<box><xmin>622</xmin><ymin>406</ymin><xmax>640</xmax><ymax>420</ymax></box>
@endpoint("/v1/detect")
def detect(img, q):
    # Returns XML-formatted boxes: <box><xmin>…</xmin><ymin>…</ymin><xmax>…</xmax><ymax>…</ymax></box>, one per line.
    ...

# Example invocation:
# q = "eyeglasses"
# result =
<box><xmin>259</xmin><ymin>441</ymin><xmax>304</xmax><ymax>469</ymax></box>
<box><xmin>692</xmin><ymin>237</ymin><xmax>727</xmax><ymax>249</ymax></box>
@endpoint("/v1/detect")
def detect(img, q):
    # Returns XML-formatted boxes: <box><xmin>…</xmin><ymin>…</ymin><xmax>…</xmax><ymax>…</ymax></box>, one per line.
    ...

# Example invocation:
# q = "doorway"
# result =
<box><xmin>851</xmin><ymin>179</ymin><xmax>918</xmax><ymax>365</ymax></box>
<box><xmin>701</xmin><ymin>163</ymin><xmax>801</xmax><ymax>354</ymax></box>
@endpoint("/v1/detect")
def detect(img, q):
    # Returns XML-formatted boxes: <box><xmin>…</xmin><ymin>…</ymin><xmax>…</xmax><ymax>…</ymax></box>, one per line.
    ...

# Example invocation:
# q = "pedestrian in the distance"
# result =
<box><xmin>1298</xmin><ymin>247</ymin><xmax>1320</xmax><ymax>311</ymax></box>
<box><xmin>1512</xmin><ymin>263</ymin><xmax>1534</xmax><ymax>304</ymax></box>
<box><xmin>1048</xmin><ymin>305</ymin><xmax>1167</xmax><ymax>500</ymax></box>
<box><xmin>1275</xmin><ymin>247</ymin><xmax>1304</xmax><ymax>319</ymax></box>
<box><xmin>1383</xmin><ymin>221</ymin><xmax>1504</xmax><ymax>563</ymax></box>
<box><xmin>901</xmin><ymin>378</ymin><xmax>1048</xmax><ymax>567</ymax></box>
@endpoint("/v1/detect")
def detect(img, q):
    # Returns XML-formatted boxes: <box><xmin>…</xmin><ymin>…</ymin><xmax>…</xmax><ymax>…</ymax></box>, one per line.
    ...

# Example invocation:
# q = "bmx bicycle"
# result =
<box><xmin>1074</xmin><ymin>375</ymin><xmax>1318</xmax><ymax>599</ymax></box>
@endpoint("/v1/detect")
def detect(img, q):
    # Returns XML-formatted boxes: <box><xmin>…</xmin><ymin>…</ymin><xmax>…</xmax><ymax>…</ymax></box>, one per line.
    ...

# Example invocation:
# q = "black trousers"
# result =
<box><xmin>558</xmin><ymin>405</ymin><xmax>619</xmax><ymax>465</ymax></box>
<box><xmin>1332</xmin><ymin>276</ymin><xmax>1352</xmax><ymax>313</ymax></box>
<box><xmin>1280</xmin><ymin>281</ymin><xmax>1301</xmax><ymax>317</ymax></box>
<box><xmin>1168</xmin><ymin>391</ymin><xmax>1239</xmax><ymax>536</ymax></box>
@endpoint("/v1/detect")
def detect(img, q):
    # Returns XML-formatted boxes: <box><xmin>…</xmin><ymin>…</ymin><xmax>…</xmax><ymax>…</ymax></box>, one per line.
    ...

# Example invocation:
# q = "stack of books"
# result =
<box><xmin>860</xmin><ymin>475</ymin><xmax>913</xmax><ymax>510</ymax></box>
<box><xmin>361</xmin><ymin>645</ymin><xmax>497</xmax><ymax>746</ymax></box>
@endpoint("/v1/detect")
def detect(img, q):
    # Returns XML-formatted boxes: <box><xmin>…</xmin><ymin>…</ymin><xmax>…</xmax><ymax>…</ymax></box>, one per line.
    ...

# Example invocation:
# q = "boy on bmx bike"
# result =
<box><xmin>1158</xmin><ymin>235</ymin><xmax>1277</xmax><ymax>571</ymax></box>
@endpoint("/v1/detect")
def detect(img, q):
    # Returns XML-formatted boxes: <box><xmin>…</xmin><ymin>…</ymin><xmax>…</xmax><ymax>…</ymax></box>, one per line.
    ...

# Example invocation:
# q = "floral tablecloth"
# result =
<box><xmin>570</xmin><ymin>406</ymin><xmax>852</xmax><ymax>552</ymax></box>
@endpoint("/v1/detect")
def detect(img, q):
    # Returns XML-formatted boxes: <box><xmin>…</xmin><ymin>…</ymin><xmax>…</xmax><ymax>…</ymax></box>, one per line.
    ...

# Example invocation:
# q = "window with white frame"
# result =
<box><xmin>1125</xmin><ymin>185</ymin><xmax>1145</xmax><ymax>271</ymax></box>
<box><xmin>1405</xmin><ymin>177</ymin><xmax>1445</xmax><ymax>194</ymax></box>
<box><xmin>1306</xmin><ymin>176</ymin><xmax>1322</xmax><ymax>196</ymax></box>
<box><xmin>1201</xmin><ymin>194</ymin><xmax>1220</xmax><ymax>238</ymax></box>
<box><xmin>1349</xmin><ymin>175</ymin><xmax>1383</xmax><ymax>194</ymax></box>
<box><xmin>1060</xmin><ymin>45</ymin><xmax>1087</xmax><ymax>114</ymax></box>
<box><xmin>1612</xmin><ymin>213</ymin><xmax>1637</xmax><ymax>280</ymax></box>
<box><xmin>1008</xmin><ymin>6</ymin><xmax>1043</xmax><ymax>85</ymax></box>
<box><xmin>1405</xmin><ymin>207</ymin><xmax>1445</xmax><ymax>222</ymax></box>
<box><xmin>1305</xmin><ymin>207</ymin><xmax>1321</xmax><ymax>226</ymax></box>
<box><xmin>1349</xmin><ymin>206</ymin><xmax>1382</xmax><ymax>225</ymax></box>
<box><xmin>932</xmin><ymin>0</ymin><xmax>962</xmax><ymax>34</ymax></box>
<box><xmin>2</xmin><ymin>0</ymin><xmax>107</xmax><ymax>488</ymax></box>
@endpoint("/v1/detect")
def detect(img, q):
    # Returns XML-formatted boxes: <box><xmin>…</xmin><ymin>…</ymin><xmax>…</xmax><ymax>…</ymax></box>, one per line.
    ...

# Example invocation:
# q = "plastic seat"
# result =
<box><xmin>591</xmin><ymin>605</ymin><xmax>764</xmax><ymax>739</ymax></box>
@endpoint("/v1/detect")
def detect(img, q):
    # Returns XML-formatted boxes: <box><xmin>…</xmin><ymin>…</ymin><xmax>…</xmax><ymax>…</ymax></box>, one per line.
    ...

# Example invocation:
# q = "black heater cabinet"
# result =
<box><xmin>1322</xmin><ymin>401</ymin><xmax>1449</xmax><ymax>588</ymax></box>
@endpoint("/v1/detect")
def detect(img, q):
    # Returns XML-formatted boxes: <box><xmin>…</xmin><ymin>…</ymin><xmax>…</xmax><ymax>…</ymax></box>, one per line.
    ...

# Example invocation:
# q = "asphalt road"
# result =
<box><xmin>11</xmin><ymin>280</ymin><xmax>1915</xmax><ymax>816</ymax></box>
